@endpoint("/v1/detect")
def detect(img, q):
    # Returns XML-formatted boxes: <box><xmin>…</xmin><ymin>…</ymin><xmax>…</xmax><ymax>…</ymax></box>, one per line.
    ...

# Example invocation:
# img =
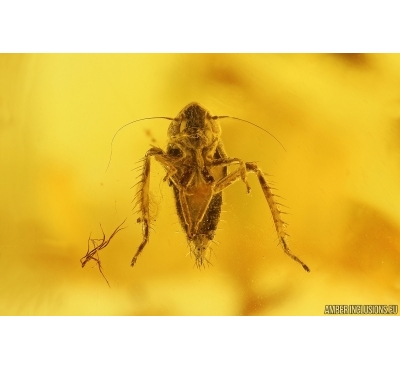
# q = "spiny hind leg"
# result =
<box><xmin>131</xmin><ymin>150</ymin><xmax>152</xmax><ymax>266</ymax></box>
<box><xmin>213</xmin><ymin>162</ymin><xmax>310</xmax><ymax>272</ymax></box>
<box><xmin>245</xmin><ymin>163</ymin><xmax>309</xmax><ymax>272</ymax></box>
<box><xmin>132</xmin><ymin>147</ymin><xmax>180</xmax><ymax>267</ymax></box>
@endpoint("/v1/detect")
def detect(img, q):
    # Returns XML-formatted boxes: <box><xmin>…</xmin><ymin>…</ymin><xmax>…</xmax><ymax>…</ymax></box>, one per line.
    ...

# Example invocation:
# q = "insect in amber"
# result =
<box><xmin>81</xmin><ymin>102</ymin><xmax>309</xmax><ymax>275</ymax></box>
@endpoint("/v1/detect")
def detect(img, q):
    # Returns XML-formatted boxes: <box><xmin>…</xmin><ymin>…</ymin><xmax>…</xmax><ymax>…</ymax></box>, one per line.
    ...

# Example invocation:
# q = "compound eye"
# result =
<box><xmin>168</xmin><ymin>118</ymin><xmax>181</xmax><ymax>137</ymax></box>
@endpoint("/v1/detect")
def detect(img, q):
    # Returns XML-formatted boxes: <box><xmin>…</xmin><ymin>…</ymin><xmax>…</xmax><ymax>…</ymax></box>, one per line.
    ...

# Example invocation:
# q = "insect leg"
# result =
<box><xmin>213</xmin><ymin>162</ymin><xmax>310</xmax><ymax>272</ymax></box>
<box><xmin>246</xmin><ymin>163</ymin><xmax>310</xmax><ymax>272</ymax></box>
<box><xmin>131</xmin><ymin>147</ymin><xmax>182</xmax><ymax>267</ymax></box>
<box><xmin>208</xmin><ymin>157</ymin><xmax>251</xmax><ymax>193</ymax></box>
<box><xmin>131</xmin><ymin>149</ymin><xmax>152</xmax><ymax>267</ymax></box>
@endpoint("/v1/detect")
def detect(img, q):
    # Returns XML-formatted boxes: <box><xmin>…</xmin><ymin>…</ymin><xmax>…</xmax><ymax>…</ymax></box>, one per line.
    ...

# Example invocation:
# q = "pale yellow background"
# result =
<box><xmin>1</xmin><ymin>54</ymin><xmax>399</xmax><ymax>315</ymax></box>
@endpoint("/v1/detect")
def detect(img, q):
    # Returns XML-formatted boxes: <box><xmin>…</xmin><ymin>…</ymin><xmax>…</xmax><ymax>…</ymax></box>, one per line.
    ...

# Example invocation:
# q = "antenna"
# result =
<box><xmin>106</xmin><ymin>116</ymin><xmax>173</xmax><ymax>172</ymax></box>
<box><xmin>213</xmin><ymin>115</ymin><xmax>286</xmax><ymax>152</ymax></box>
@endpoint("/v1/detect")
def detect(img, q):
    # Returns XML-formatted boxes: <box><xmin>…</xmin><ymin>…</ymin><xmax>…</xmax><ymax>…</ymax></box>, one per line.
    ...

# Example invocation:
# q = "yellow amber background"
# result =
<box><xmin>1</xmin><ymin>54</ymin><xmax>399</xmax><ymax>315</ymax></box>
